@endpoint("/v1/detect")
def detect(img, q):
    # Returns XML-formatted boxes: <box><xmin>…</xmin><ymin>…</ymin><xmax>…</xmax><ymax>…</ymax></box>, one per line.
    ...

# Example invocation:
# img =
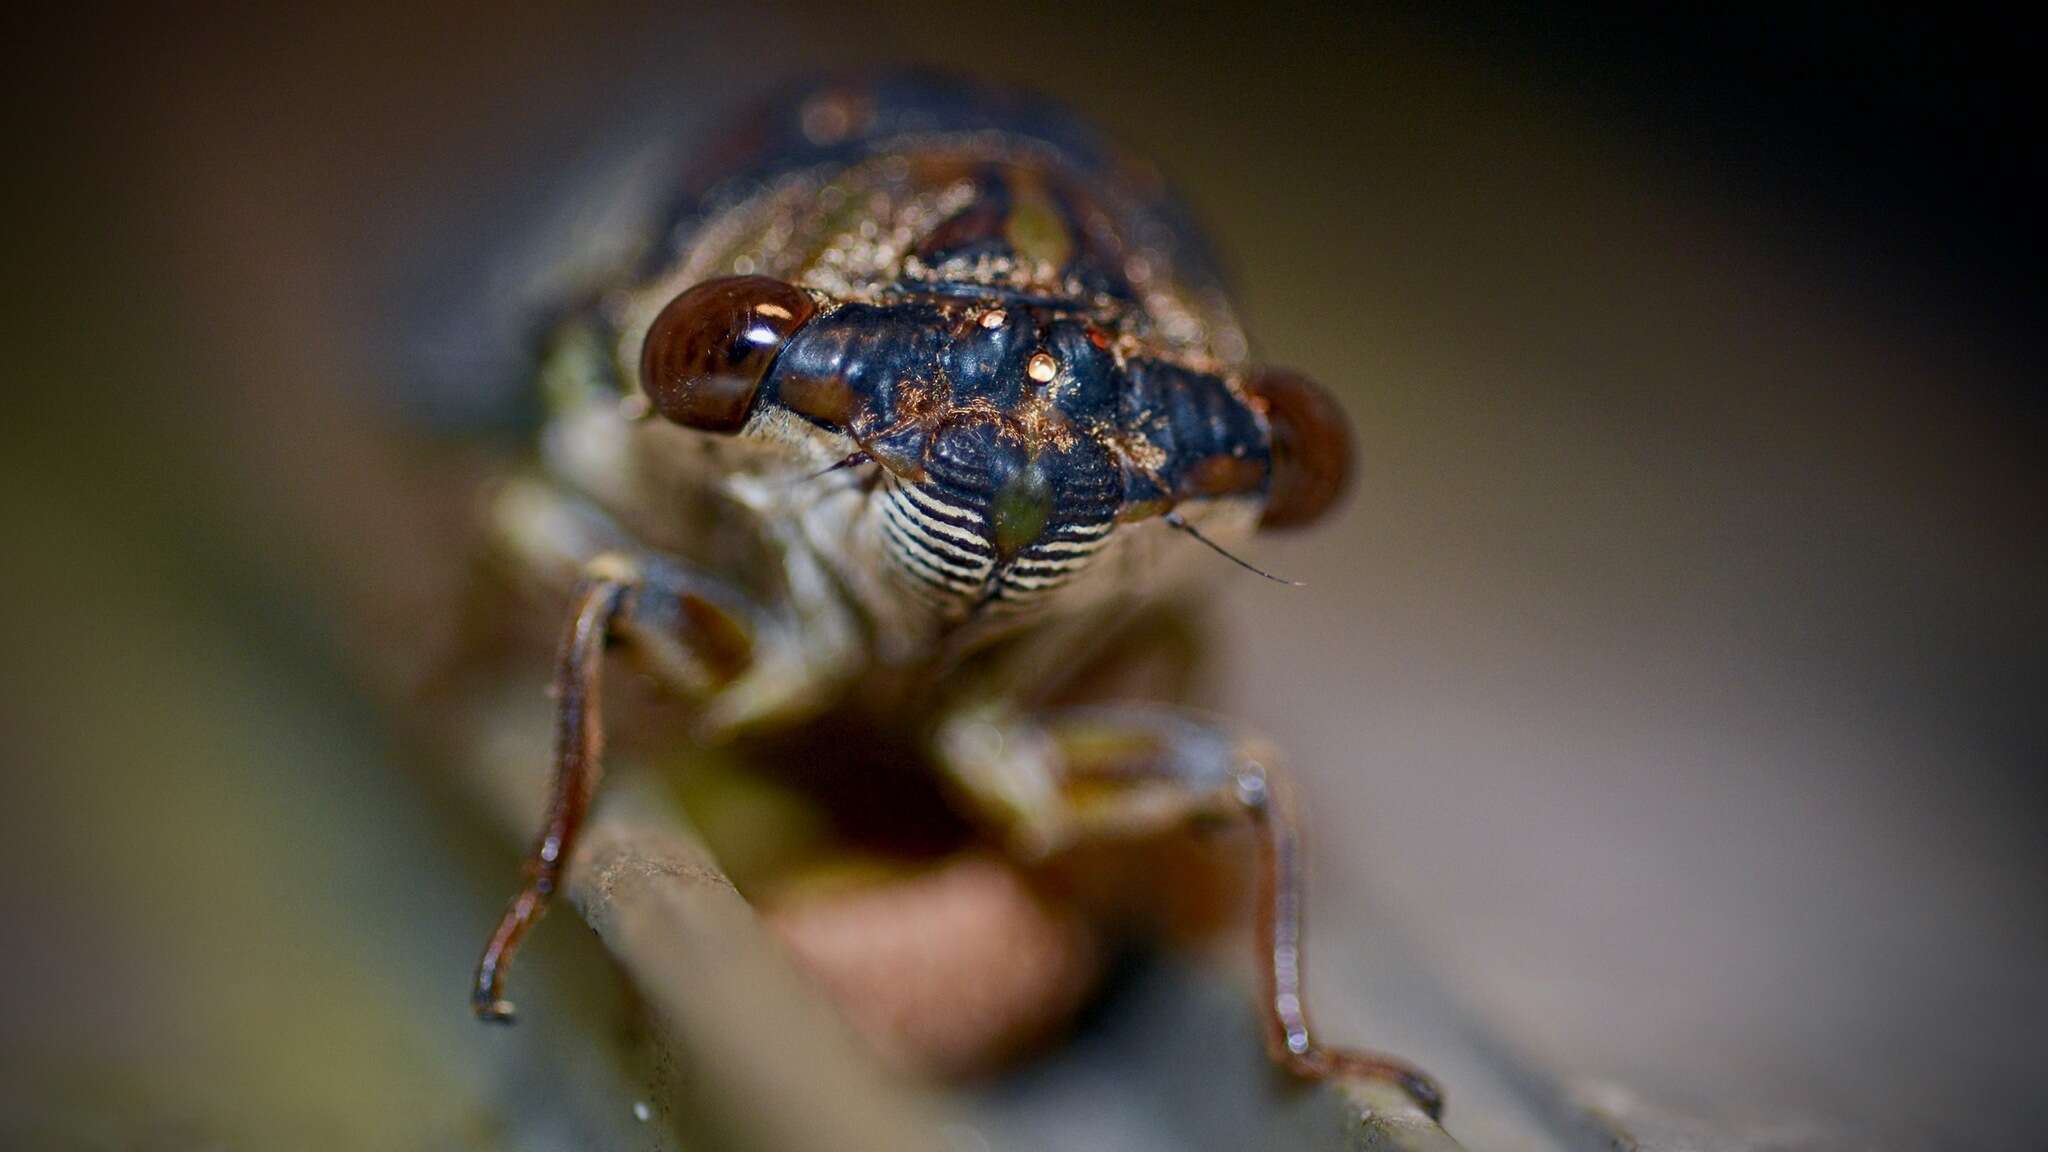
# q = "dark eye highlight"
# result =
<box><xmin>1247</xmin><ymin>369</ymin><xmax>1351</xmax><ymax>529</ymax></box>
<box><xmin>640</xmin><ymin>276</ymin><xmax>816</xmax><ymax>432</ymax></box>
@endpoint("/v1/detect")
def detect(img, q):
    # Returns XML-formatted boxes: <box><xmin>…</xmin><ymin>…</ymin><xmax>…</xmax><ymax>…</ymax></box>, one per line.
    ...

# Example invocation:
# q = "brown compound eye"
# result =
<box><xmin>1246</xmin><ymin>368</ymin><xmax>1352</xmax><ymax>529</ymax></box>
<box><xmin>640</xmin><ymin>275</ymin><xmax>817</xmax><ymax>432</ymax></box>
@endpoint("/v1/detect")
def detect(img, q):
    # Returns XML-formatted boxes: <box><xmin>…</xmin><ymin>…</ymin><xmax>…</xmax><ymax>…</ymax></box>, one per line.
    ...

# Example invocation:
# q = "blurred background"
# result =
<box><xmin>3</xmin><ymin>3</ymin><xmax>2043</xmax><ymax>1149</ymax></box>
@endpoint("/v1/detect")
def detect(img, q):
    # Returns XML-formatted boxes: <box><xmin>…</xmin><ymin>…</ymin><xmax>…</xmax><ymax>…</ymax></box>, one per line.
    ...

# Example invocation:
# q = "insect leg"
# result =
<box><xmin>1236</xmin><ymin>755</ymin><xmax>1447</xmax><ymax>1119</ymax></box>
<box><xmin>936</xmin><ymin>704</ymin><xmax>1445</xmax><ymax>1119</ymax></box>
<box><xmin>471</xmin><ymin>553</ymin><xmax>764</xmax><ymax>1023</ymax></box>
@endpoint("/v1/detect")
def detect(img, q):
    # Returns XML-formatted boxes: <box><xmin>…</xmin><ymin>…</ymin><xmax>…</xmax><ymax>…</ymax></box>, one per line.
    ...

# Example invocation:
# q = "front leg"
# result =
<box><xmin>471</xmin><ymin>551</ymin><xmax>773</xmax><ymax>1022</ymax></box>
<box><xmin>936</xmin><ymin>704</ymin><xmax>1445</xmax><ymax>1119</ymax></box>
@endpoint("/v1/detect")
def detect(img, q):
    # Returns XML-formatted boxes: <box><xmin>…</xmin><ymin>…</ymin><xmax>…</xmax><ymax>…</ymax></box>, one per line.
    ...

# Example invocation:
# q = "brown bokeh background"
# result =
<box><xmin>4</xmin><ymin>4</ymin><xmax>2043</xmax><ymax>1149</ymax></box>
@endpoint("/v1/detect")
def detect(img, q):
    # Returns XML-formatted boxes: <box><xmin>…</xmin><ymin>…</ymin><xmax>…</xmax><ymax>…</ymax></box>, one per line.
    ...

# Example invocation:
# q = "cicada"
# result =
<box><xmin>465</xmin><ymin>72</ymin><xmax>1439</xmax><ymax>1118</ymax></box>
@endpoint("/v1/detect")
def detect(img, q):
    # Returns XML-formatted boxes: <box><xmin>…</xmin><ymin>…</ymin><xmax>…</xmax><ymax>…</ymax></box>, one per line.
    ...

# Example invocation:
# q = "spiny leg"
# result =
<box><xmin>939</xmin><ymin>704</ymin><xmax>1444</xmax><ymax>1119</ymax></box>
<box><xmin>472</xmin><ymin>553</ymin><xmax>765</xmax><ymax>1022</ymax></box>
<box><xmin>1241</xmin><ymin>757</ymin><xmax>1444</xmax><ymax>1118</ymax></box>
<box><xmin>471</xmin><ymin>572</ymin><xmax>623</xmax><ymax>1021</ymax></box>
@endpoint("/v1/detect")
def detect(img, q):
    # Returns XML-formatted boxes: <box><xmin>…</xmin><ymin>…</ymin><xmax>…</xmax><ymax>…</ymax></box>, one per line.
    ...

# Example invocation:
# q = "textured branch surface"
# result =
<box><xmin>563</xmin><ymin>775</ymin><xmax>955</xmax><ymax>1152</ymax></box>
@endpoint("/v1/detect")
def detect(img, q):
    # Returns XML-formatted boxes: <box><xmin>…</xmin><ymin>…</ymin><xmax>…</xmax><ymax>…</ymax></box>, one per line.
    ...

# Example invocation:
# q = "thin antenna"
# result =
<box><xmin>1164</xmin><ymin>512</ymin><xmax>1303</xmax><ymax>586</ymax></box>
<box><xmin>800</xmin><ymin>451</ymin><xmax>871</xmax><ymax>483</ymax></box>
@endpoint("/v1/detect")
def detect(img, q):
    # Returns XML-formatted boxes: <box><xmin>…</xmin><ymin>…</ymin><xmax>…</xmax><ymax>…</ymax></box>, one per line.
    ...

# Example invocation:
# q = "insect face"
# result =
<box><xmin>638</xmin><ymin>273</ymin><xmax>1355</xmax><ymax>623</ymax></box>
<box><xmin>878</xmin><ymin>413</ymin><xmax>1121</xmax><ymax>613</ymax></box>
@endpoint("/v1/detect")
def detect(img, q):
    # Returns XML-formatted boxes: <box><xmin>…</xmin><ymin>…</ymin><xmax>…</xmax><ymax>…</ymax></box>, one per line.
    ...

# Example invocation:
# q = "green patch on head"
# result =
<box><xmin>990</xmin><ymin>459</ymin><xmax>1054</xmax><ymax>564</ymax></box>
